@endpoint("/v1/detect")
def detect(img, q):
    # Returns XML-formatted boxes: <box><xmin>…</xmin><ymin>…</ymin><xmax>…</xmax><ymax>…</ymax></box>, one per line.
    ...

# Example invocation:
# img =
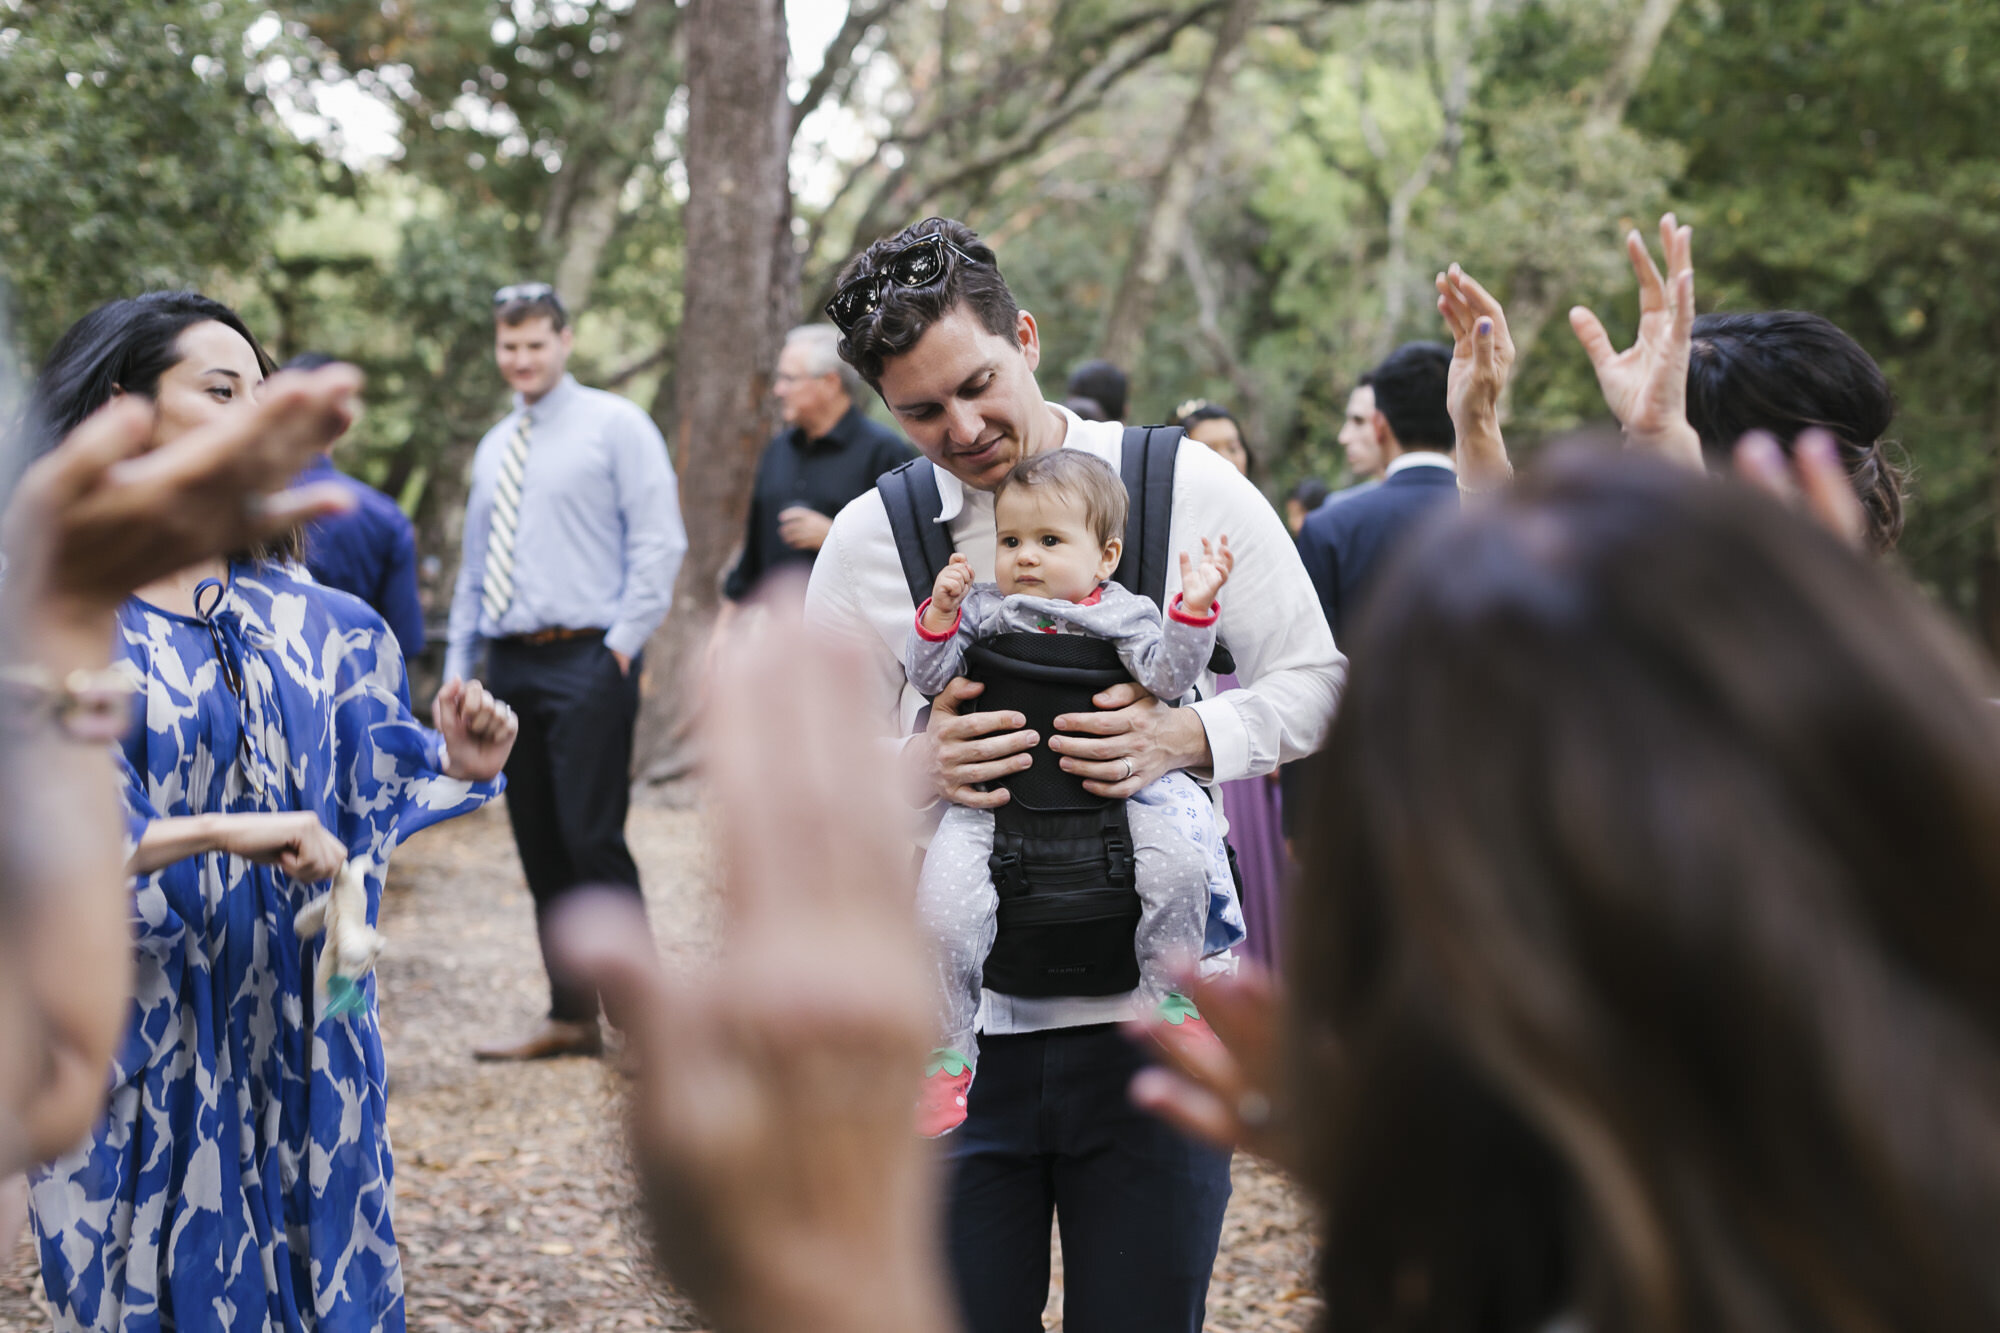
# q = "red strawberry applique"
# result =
<box><xmin>918</xmin><ymin>1047</ymin><xmax>973</xmax><ymax>1138</ymax></box>
<box><xmin>1153</xmin><ymin>991</ymin><xmax>1223</xmax><ymax>1060</ymax></box>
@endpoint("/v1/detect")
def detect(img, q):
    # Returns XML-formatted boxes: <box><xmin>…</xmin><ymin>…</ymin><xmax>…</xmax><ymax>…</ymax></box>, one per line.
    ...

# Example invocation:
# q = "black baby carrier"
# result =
<box><xmin>877</xmin><ymin>427</ymin><xmax>1233</xmax><ymax>999</ymax></box>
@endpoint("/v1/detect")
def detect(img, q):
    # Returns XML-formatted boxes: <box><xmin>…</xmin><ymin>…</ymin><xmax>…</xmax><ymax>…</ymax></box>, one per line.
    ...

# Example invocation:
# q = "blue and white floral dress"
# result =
<box><xmin>28</xmin><ymin>562</ymin><xmax>502</xmax><ymax>1333</ymax></box>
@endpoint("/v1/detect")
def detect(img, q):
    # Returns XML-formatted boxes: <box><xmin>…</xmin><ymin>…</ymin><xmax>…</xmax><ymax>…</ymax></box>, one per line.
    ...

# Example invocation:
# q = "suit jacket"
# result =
<box><xmin>1296</xmin><ymin>459</ymin><xmax>1459</xmax><ymax>646</ymax></box>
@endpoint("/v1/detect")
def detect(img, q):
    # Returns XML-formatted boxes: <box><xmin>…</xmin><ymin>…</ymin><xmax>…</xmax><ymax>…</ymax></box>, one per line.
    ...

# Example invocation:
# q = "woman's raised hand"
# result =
<box><xmin>1569</xmin><ymin>214</ymin><xmax>1704</xmax><ymax>470</ymax></box>
<box><xmin>1435</xmin><ymin>263</ymin><xmax>1518</xmax><ymax>493</ymax></box>
<box><xmin>551</xmin><ymin>593</ymin><xmax>953</xmax><ymax>1333</ymax></box>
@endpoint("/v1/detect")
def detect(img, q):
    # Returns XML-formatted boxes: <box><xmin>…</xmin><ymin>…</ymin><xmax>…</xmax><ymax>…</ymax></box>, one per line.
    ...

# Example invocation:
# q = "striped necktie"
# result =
<box><xmin>480</xmin><ymin>412</ymin><xmax>532</xmax><ymax>624</ymax></box>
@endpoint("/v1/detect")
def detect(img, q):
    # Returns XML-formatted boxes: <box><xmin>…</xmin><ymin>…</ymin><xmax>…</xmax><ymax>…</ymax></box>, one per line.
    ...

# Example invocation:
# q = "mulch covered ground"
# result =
<box><xmin>1</xmin><ymin>802</ymin><xmax>1319</xmax><ymax>1330</ymax></box>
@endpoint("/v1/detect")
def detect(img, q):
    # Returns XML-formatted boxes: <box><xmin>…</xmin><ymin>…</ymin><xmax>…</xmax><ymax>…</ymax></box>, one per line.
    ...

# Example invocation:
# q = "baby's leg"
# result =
<box><xmin>916</xmin><ymin>804</ymin><xmax>998</xmax><ymax>1065</ymax></box>
<box><xmin>1126</xmin><ymin>776</ymin><xmax>1215</xmax><ymax>1010</ymax></box>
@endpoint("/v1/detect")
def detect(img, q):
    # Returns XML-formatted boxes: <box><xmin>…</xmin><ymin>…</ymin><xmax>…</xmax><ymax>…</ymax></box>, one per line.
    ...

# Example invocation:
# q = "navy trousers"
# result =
<box><xmin>945</xmin><ymin>1024</ymin><xmax>1233</xmax><ymax>1333</ymax></box>
<box><xmin>484</xmin><ymin>634</ymin><xmax>645</xmax><ymax>1022</ymax></box>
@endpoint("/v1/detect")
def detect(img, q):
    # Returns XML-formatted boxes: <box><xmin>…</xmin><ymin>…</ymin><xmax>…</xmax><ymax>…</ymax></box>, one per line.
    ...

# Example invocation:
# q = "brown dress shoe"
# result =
<box><xmin>472</xmin><ymin>1018</ymin><xmax>604</xmax><ymax>1062</ymax></box>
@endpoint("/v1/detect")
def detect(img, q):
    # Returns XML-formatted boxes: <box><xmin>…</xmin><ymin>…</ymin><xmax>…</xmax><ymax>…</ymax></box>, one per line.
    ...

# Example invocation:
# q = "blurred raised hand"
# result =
<box><xmin>3</xmin><ymin>364</ymin><xmax>362</xmax><ymax>625</ymax></box>
<box><xmin>1569</xmin><ymin>214</ymin><xmax>1704</xmax><ymax>469</ymax></box>
<box><xmin>1734</xmin><ymin>428</ymin><xmax>1869</xmax><ymax>550</ymax></box>
<box><xmin>1128</xmin><ymin>961</ymin><xmax>1297</xmax><ymax>1170</ymax></box>
<box><xmin>552</xmin><ymin>582</ymin><xmax>954</xmax><ymax>1333</ymax></box>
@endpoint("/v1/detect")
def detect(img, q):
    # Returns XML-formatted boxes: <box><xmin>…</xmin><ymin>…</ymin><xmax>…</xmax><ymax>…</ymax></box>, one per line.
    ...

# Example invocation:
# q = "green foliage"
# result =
<box><xmin>0</xmin><ymin>0</ymin><xmax>307</xmax><ymax>359</ymax></box>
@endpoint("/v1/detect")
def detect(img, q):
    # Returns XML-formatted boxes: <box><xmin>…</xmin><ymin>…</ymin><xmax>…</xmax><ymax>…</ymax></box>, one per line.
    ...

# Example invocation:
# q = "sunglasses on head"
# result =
<box><xmin>494</xmin><ymin>282</ymin><xmax>565</xmax><ymax>312</ymax></box>
<box><xmin>825</xmin><ymin>233</ymin><xmax>983</xmax><ymax>335</ymax></box>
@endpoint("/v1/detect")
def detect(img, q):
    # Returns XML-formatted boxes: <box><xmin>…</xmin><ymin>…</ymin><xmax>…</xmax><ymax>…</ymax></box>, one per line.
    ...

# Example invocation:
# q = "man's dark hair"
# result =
<box><xmin>1064</xmin><ymin>395</ymin><xmax>1108</xmax><ymax>422</ymax></box>
<box><xmin>1367</xmin><ymin>342</ymin><xmax>1454</xmax><ymax>453</ymax></box>
<box><xmin>833</xmin><ymin>217</ymin><xmax>1017</xmax><ymax>389</ymax></box>
<box><xmin>497</xmin><ymin>289</ymin><xmax>569</xmax><ymax>333</ymax></box>
<box><xmin>1688</xmin><ymin>310</ymin><xmax>1905</xmax><ymax>552</ymax></box>
<box><xmin>1067</xmin><ymin>360</ymin><xmax>1128</xmax><ymax>422</ymax></box>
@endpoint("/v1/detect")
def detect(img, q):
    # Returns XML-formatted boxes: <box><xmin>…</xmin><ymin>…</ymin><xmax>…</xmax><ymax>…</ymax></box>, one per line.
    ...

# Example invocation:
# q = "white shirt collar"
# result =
<box><xmin>1385</xmin><ymin>450</ymin><xmax>1456</xmax><ymax>477</ymax></box>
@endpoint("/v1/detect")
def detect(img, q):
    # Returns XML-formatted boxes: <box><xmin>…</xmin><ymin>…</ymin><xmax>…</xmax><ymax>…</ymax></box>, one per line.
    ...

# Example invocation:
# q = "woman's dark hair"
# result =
<box><xmin>25</xmin><ymin>292</ymin><xmax>294</xmax><ymax>562</ymax></box>
<box><xmin>1175</xmin><ymin>401</ymin><xmax>1239</xmax><ymax>435</ymax></box>
<box><xmin>1687</xmin><ymin>311</ymin><xmax>1906</xmax><ymax>553</ymax></box>
<box><xmin>833</xmin><ymin>217</ymin><xmax>1018</xmax><ymax>389</ymax></box>
<box><xmin>1294</xmin><ymin>450</ymin><xmax>2000</xmax><ymax>1333</ymax></box>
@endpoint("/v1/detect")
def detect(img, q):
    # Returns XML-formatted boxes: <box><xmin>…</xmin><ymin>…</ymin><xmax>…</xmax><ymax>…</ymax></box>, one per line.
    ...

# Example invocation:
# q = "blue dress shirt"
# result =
<box><xmin>297</xmin><ymin>454</ymin><xmax>427</xmax><ymax>656</ymax></box>
<box><xmin>445</xmin><ymin>374</ymin><xmax>688</xmax><ymax>682</ymax></box>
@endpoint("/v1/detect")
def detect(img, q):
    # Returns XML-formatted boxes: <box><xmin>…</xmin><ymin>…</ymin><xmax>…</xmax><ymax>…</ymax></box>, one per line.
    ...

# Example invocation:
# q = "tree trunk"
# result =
<box><xmin>632</xmin><ymin>0</ymin><xmax>796</xmax><ymax>790</ymax></box>
<box><xmin>1098</xmin><ymin>0</ymin><xmax>1260</xmax><ymax>380</ymax></box>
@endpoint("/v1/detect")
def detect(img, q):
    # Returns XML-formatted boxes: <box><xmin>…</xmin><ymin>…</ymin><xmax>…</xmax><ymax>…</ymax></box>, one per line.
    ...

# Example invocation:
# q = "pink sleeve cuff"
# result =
<box><xmin>1168</xmin><ymin>592</ymin><xmax>1220</xmax><ymax>626</ymax></box>
<box><xmin>914</xmin><ymin>597</ymin><xmax>962</xmax><ymax>641</ymax></box>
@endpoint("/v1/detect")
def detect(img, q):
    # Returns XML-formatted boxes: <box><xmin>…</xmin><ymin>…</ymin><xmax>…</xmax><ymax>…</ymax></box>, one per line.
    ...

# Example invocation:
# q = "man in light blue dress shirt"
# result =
<box><xmin>446</xmin><ymin>283</ymin><xmax>688</xmax><ymax>1060</ymax></box>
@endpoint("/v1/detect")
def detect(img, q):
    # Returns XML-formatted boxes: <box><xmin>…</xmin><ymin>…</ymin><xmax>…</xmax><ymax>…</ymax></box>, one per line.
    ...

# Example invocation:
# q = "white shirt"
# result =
<box><xmin>804</xmin><ymin>404</ymin><xmax>1345</xmax><ymax>1035</ymax></box>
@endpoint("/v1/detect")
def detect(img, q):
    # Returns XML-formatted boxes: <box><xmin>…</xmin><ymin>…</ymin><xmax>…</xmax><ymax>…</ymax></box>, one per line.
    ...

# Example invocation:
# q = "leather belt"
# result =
<box><xmin>504</xmin><ymin>626</ymin><xmax>606</xmax><ymax>647</ymax></box>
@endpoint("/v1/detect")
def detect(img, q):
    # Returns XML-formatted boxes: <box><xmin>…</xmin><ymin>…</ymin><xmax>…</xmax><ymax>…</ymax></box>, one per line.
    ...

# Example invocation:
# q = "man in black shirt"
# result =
<box><xmin>721</xmin><ymin>324</ymin><xmax>916</xmax><ymax>602</ymax></box>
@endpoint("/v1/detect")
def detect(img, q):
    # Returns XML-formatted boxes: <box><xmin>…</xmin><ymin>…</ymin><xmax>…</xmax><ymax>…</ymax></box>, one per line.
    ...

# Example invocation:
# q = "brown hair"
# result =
<box><xmin>1293</xmin><ymin>449</ymin><xmax>2000</xmax><ymax>1333</ymax></box>
<box><xmin>832</xmin><ymin>217</ymin><xmax>1018</xmax><ymax>389</ymax></box>
<box><xmin>994</xmin><ymin>449</ymin><xmax>1127</xmax><ymax>548</ymax></box>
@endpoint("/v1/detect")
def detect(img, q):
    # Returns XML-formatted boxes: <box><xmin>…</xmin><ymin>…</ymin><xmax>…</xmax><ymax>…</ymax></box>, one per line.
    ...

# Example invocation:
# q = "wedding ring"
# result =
<box><xmin>1120</xmin><ymin>758</ymin><xmax>1135</xmax><ymax>782</ymax></box>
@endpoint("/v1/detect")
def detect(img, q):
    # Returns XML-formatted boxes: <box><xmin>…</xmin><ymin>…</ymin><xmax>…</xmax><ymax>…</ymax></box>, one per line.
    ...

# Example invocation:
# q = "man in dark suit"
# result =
<box><xmin>1296</xmin><ymin>342</ymin><xmax>1459</xmax><ymax>644</ymax></box>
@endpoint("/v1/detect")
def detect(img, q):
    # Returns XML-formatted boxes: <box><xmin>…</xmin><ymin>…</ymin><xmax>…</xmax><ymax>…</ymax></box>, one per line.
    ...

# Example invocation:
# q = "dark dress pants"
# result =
<box><xmin>945</xmin><ymin>1024</ymin><xmax>1233</xmax><ymax>1333</ymax></box>
<box><xmin>484</xmin><ymin>635</ymin><xmax>645</xmax><ymax>1022</ymax></box>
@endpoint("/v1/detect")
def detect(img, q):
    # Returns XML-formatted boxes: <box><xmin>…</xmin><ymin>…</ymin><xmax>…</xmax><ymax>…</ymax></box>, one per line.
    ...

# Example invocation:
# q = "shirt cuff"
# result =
<box><xmin>1168</xmin><ymin>593</ymin><xmax>1220</xmax><ymax>626</ymax></box>
<box><xmin>1188</xmin><ymin>695</ymin><xmax>1250</xmax><ymax>784</ymax></box>
<box><xmin>604</xmin><ymin>624</ymin><xmax>650</xmax><ymax>660</ymax></box>
<box><xmin>913</xmin><ymin>598</ymin><xmax>961</xmax><ymax>642</ymax></box>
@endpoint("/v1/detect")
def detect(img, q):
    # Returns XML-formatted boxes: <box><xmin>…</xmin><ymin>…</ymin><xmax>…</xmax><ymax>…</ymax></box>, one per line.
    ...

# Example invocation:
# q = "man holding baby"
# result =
<box><xmin>803</xmin><ymin>216</ymin><xmax>1343</xmax><ymax>1333</ymax></box>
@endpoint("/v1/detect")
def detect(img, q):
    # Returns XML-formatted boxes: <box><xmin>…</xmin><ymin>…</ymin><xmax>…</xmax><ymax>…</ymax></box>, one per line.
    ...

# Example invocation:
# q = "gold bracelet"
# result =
<box><xmin>0</xmin><ymin>663</ymin><xmax>137</xmax><ymax>742</ymax></box>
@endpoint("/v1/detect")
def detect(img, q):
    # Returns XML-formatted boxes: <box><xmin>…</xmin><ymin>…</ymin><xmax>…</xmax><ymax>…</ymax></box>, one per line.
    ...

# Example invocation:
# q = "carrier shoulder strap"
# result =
<box><xmin>876</xmin><ymin>457</ymin><xmax>956</xmax><ymax>608</ymax></box>
<box><xmin>1110</xmin><ymin>425</ymin><xmax>1183</xmax><ymax>610</ymax></box>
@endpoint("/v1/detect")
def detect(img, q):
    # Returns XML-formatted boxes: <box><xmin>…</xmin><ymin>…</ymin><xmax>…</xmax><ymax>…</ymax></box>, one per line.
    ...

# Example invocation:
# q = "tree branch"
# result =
<box><xmin>791</xmin><ymin>0</ymin><xmax>908</xmax><ymax>137</ymax></box>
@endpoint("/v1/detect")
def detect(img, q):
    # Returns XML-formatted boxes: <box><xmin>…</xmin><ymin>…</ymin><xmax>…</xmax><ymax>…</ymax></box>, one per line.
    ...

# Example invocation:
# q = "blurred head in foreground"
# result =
<box><xmin>1295</xmin><ymin>450</ymin><xmax>2000</xmax><ymax>1333</ymax></box>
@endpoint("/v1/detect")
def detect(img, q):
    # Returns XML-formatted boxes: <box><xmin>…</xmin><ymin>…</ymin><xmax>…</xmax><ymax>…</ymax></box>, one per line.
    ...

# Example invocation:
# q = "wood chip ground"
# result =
<box><xmin>1</xmin><ymin>802</ymin><xmax>1319</xmax><ymax>1330</ymax></box>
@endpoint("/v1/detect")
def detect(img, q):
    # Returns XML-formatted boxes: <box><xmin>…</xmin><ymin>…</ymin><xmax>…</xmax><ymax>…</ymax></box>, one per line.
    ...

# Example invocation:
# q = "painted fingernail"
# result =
<box><xmin>1477</xmin><ymin>318</ymin><xmax>1492</xmax><ymax>336</ymax></box>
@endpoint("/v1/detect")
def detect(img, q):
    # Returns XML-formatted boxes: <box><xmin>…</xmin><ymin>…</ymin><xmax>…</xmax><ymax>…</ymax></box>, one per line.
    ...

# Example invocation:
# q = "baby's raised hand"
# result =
<box><xmin>1177</xmin><ymin>535</ymin><xmax>1233</xmax><ymax>615</ymax></box>
<box><xmin>923</xmin><ymin>554</ymin><xmax>975</xmax><ymax>633</ymax></box>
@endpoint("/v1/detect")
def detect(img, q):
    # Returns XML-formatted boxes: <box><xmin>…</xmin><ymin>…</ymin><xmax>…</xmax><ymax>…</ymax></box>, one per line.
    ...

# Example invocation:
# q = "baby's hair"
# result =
<box><xmin>995</xmin><ymin>450</ymin><xmax>1128</xmax><ymax>548</ymax></box>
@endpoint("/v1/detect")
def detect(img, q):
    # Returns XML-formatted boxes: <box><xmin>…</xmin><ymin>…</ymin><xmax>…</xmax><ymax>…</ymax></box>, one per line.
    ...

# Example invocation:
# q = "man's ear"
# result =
<box><xmin>1016</xmin><ymin>310</ymin><xmax>1041</xmax><ymax>374</ymax></box>
<box><xmin>1372</xmin><ymin>409</ymin><xmax>1399</xmax><ymax>455</ymax></box>
<box><xmin>1097</xmin><ymin>536</ymin><xmax>1123</xmax><ymax>580</ymax></box>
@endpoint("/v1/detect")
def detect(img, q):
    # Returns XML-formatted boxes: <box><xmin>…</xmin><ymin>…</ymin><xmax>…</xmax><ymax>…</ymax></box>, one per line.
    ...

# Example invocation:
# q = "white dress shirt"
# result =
<box><xmin>804</xmin><ymin>404</ymin><xmax>1345</xmax><ymax>1035</ymax></box>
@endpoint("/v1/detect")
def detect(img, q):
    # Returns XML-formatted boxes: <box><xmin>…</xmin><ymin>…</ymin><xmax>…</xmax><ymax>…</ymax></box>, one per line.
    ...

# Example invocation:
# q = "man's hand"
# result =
<box><xmin>777</xmin><ymin>505</ymin><xmax>835</xmax><ymax>552</ymax></box>
<box><xmin>1176</xmin><ymin>536</ymin><xmax>1232</xmax><ymax>616</ymax></box>
<box><xmin>922</xmin><ymin>554</ymin><xmax>976</xmax><ymax>635</ymax></box>
<box><xmin>1048</xmin><ymin>681</ymin><xmax>1212</xmax><ymax>799</ymax></box>
<box><xmin>434</xmin><ymin>678</ymin><xmax>520</xmax><ymax>782</ymax></box>
<box><xmin>909</xmin><ymin>677</ymin><xmax>1036</xmax><ymax>809</ymax></box>
<box><xmin>1570</xmin><ymin>213</ymin><xmax>1704</xmax><ymax>470</ymax></box>
<box><xmin>1434</xmin><ymin>263</ymin><xmax>1517</xmax><ymax>492</ymax></box>
<box><xmin>611</xmin><ymin>648</ymin><xmax>633</xmax><ymax>677</ymax></box>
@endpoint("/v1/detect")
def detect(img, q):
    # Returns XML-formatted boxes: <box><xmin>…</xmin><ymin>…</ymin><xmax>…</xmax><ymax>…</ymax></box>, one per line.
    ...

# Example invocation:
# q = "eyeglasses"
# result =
<box><xmin>494</xmin><ymin>282</ymin><xmax>566</xmax><ymax>313</ymax></box>
<box><xmin>825</xmin><ymin>233</ymin><xmax>983</xmax><ymax>334</ymax></box>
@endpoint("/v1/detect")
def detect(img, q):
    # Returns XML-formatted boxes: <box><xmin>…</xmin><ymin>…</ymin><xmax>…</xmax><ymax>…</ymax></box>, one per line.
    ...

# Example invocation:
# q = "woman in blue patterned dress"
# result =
<box><xmin>20</xmin><ymin>294</ymin><xmax>519</xmax><ymax>1332</ymax></box>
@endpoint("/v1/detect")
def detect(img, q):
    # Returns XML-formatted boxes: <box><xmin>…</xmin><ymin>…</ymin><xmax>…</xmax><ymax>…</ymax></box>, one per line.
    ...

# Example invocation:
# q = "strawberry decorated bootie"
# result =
<box><xmin>918</xmin><ymin>1047</ymin><xmax>974</xmax><ymax>1138</ymax></box>
<box><xmin>1151</xmin><ymin>991</ymin><xmax>1223</xmax><ymax>1062</ymax></box>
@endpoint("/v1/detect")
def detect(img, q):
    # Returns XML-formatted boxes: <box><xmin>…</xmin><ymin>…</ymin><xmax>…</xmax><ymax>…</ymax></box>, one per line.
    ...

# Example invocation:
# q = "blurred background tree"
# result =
<box><xmin>4</xmin><ymin>0</ymin><xmax>1996</xmax><ymax>776</ymax></box>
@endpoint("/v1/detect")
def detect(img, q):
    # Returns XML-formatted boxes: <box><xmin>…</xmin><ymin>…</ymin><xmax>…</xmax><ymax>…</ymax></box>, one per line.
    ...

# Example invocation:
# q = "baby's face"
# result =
<box><xmin>994</xmin><ymin>485</ymin><xmax>1119</xmax><ymax>603</ymax></box>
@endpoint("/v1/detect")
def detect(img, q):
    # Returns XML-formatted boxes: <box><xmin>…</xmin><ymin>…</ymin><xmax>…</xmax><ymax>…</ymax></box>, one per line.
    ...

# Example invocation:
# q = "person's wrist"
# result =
<box><xmin>1167</xmin><ymin>700</ymin><xmax>1213</xmax><ymax>771</ymax></box>
<box><xmin>4</xmin><ymin>590</ymin><xmax>118</xmax><ymax>670</ymax></box>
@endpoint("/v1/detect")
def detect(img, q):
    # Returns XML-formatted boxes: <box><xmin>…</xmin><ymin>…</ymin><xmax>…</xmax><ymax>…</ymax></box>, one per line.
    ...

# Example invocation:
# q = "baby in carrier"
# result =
<box><xmin>906</xmin><ymin>449</ymin><xmax>1236</xmax><ymax>1136</ymax></box>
